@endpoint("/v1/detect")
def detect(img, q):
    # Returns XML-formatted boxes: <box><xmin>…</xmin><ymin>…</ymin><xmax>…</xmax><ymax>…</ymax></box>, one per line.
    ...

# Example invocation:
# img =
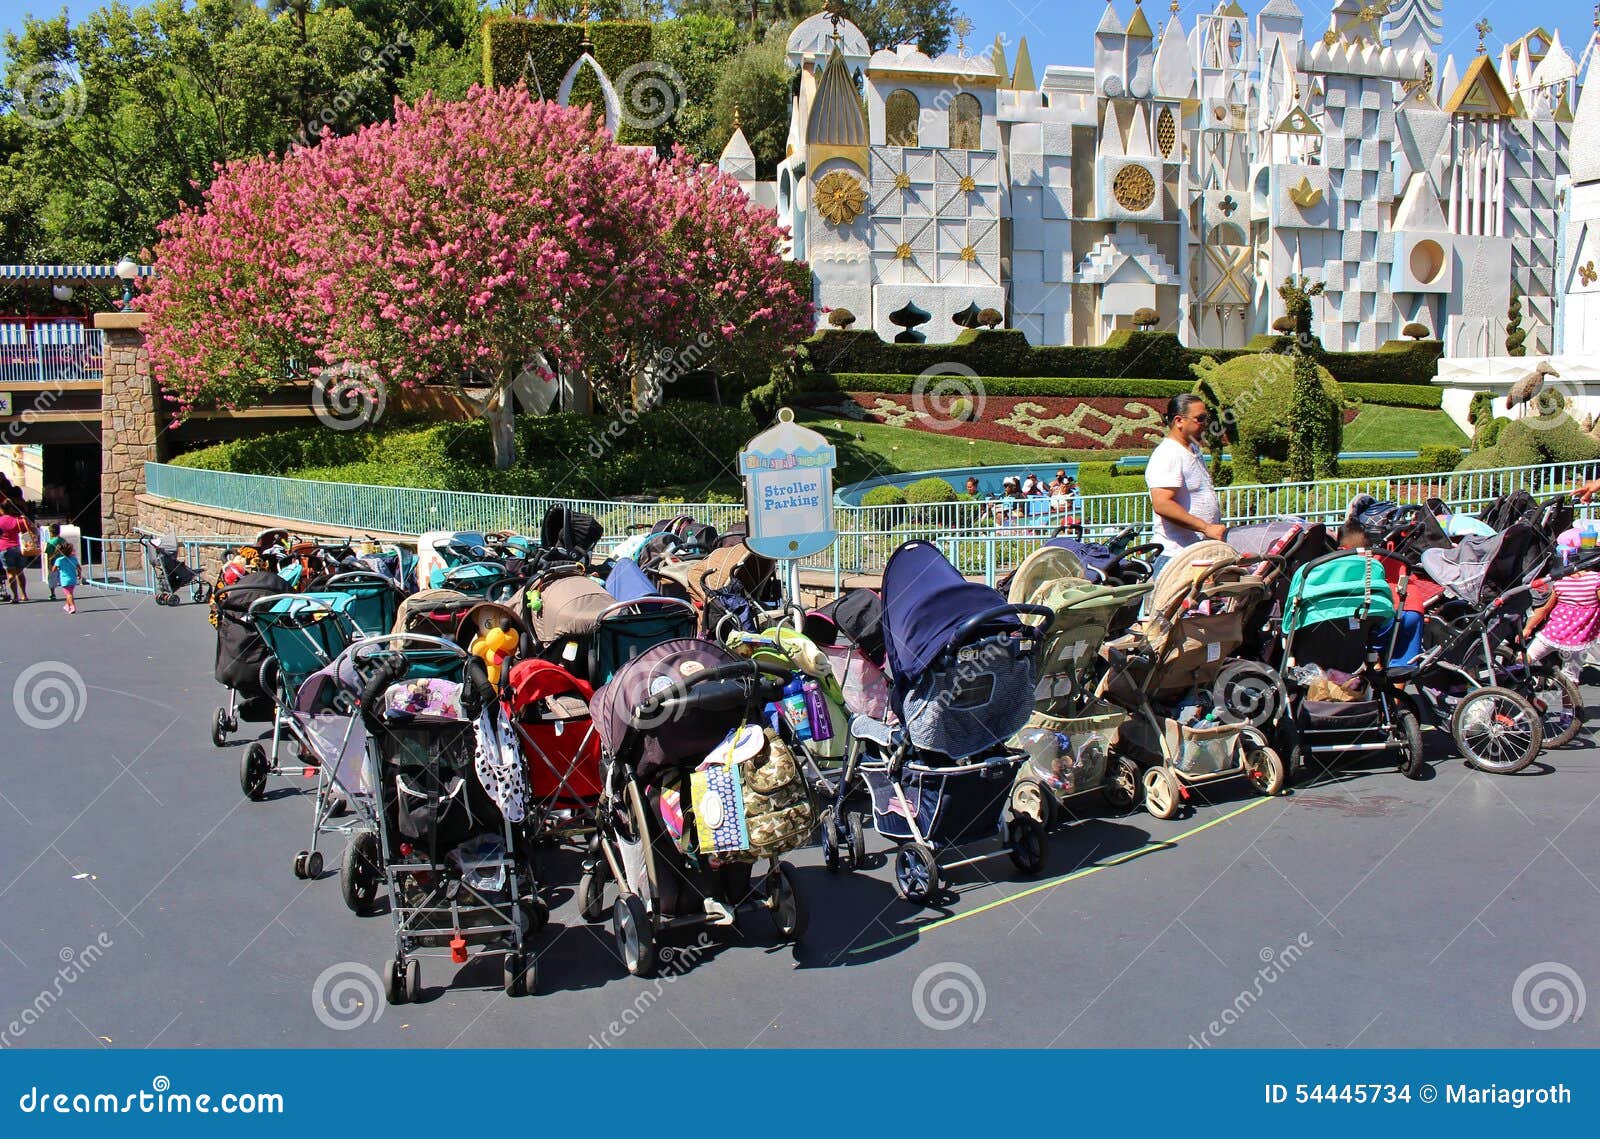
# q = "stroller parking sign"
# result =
<box><xmin>740</xmin><ymin>409</ymin><xmax>837</xmax><ymax>560</ymax></box>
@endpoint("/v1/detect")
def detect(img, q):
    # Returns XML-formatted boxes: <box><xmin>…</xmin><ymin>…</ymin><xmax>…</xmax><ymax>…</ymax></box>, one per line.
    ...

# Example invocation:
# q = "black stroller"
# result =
<box><xmin>141</xmin><ymin>531</ymin><xmax>210</xmax><ymax>606</ymax></box>
<box><xmin>210</xmin><ymin>568</ymin><xmax>295</xmax><ymax>749</ymax></box>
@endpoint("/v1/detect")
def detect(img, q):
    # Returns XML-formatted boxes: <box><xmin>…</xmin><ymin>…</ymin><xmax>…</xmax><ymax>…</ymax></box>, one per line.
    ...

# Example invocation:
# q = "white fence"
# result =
<box><xmin>0</xmin><ymin>323</ymin><xmax>105</xmax><ymax>384</ymax></box>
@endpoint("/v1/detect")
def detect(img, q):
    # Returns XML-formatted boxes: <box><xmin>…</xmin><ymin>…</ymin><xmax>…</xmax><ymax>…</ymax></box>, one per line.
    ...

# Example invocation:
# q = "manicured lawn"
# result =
<box><xmin>1342</xmin><ymin>404</ymin><xmax>1468</xmax><ymax>451</ymax></box>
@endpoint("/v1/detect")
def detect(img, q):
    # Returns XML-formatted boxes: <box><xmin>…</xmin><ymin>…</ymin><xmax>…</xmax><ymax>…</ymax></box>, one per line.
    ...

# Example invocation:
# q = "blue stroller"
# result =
<box><xmin>840</xmin><ymin>541</ymin><xmax>1051</xmax><ymax>904</ymax></box>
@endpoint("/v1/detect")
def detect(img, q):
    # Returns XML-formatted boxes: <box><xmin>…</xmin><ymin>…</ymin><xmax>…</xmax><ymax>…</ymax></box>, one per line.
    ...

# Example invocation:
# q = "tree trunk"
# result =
<box><xmin>487</xmin><ymin>386</ymin><xmax>517</xmax><ymax>470</ymax></box>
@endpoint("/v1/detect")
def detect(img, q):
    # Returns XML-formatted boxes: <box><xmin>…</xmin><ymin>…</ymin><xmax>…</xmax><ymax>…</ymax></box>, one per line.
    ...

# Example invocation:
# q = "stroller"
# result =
<box><xmin>1223</xmin><ymin>517</ymin><xmax>1332</xmax><ymax>663</ymax></box>
<box><xmin>587</xmin><ymin>639</ymin><xmax>811</xmax><ymax>977</ymax></box>
<box><xmin>1276</xmin><ymin>550</ymin><xmax>1426</xmax><ymax>784</ymax></box>
<box><xmin>1405</xmin><ymin>524</ymin><xmax>1582</xmax><ymax>773</ymax></box>
<box><xmin>322</xmin><ymin>571</ymin><xmax>404</xmax><ymax>638</ymax></box>
<box><xmin>503</xmin><ymin>658</ymin><xmax>602</xmax><ymax>850</ymax></box>
<box><xmin>540</xmin><ymin>506</ymin><xmax>604</xmax><ymax>569</ymax></box>
<box><xmin>243</xmin><ymin>593</ymin><xmax>362</xmax><ymax>821</ymax></box>
<box><xmin>342</xmin><ymin>635</ymin><xmax>541</xmax><ymax>1002</ymax></box>
<box><xmin>835</xmin><ymin>541</ymin><xmax>1051</xmax><ymax>904</ymax></box>
<box><xmin>1003</xmin><ymin>545</ymin><xmax>1152</xmax><ymax>827</ymax></box>
<box><xmin>1099</xmin><ymin>541</ymin><xmax>1285</xmax><ymax>819</ymax></box>
<box><xmin>1016</xmin><ymin>525</ymin><xmax>1163</xmax><ymax>587</ymax></box>
<box><xmin>140</xmin><ymin>532</ymin><xmax>210</xmax><ymax>606</ymax></box>
<box><xmin>393</xmin><ymin>589</ymin><xmax>480</xmax><ymax>643</ymax></box>
<box><xmin>210</xmin><ymin>568</ymin><xmax>295</xmax><ymax>748</ymax></box>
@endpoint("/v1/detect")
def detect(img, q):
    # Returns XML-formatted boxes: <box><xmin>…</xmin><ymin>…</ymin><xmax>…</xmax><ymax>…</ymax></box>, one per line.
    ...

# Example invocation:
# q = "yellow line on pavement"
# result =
<box><xmin>848</xmin><ymin>794</ymin><xmax>1280</xmax><ymax>954</ymax></box>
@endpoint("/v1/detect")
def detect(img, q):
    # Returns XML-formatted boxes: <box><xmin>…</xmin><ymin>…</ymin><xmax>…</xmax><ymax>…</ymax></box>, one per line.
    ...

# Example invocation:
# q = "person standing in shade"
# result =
<box><xmin>1145</xmin><ymin>394</ymin><xmax>1226</xmax><ymax>578</ymax></box>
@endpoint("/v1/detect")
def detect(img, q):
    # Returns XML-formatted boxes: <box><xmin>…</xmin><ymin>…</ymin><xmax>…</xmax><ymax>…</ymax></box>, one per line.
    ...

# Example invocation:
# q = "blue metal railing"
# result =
<box><xmin>0</xmin><ymin>324</ymin><xmax>105</xmax><ymax>385</ymax></box>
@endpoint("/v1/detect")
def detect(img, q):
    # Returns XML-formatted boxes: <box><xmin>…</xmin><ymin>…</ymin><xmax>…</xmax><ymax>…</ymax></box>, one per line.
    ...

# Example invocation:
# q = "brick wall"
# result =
<box><xmin>98</xmin><ymin>312</ymin><xmax>162</xmax><ymax>573</ymax></box>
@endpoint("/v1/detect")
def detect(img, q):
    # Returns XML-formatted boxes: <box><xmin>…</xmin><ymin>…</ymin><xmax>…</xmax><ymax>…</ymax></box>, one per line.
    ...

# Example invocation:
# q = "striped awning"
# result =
<box><xmin>0</xmin><ymin>264</ymin><xmax>156</xmax><ymax>283</ymax></box>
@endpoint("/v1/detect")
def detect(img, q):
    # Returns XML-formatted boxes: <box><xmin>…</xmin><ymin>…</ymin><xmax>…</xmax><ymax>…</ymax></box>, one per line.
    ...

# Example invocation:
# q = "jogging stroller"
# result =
<box><xmin>140</xmin><ymin>532</ymin><xmax>210</xmax><ymax>606</ymax></box>
<box><xmin>835</xmin><ymin>541</ymin><xmax>1051</xmax><ymax>904</ymax></box>
<box><xmin>1277</xmin><ymin>550</ymin><xmax>1426</xmax><ymax>784</ymax></box>
<box><xmin>1003</xmin><ymin>545</ymin><xmax>1152</xmax><ymax>827</ymax></box>
<box><xmin>1404</xmin><ymin>524</ymin><xmax>1580</xmax><ymax>773</ymax></box>
<box><xmin>343</xmin><ymin>635</ymin><xmax>541</xmax><ymax>1002</ymax></box>
<box><xmin>587</xmin><ymin>639</ymin><xmax>811</xmax><ymax>977</ymax></box>
<box><xmin>1099</xmin><ymin>541</ymin><xmax>1285</xmax><ymax>819</ymax></box>
<box><xmin>210</xmin><ymin>568</ymin><xmax>295</xmax><ymax>748</ymax></box>
<box><xmin>243</xmin><ymin>593</ymin><xmax>362</xmax><ymax>817</ymax></box>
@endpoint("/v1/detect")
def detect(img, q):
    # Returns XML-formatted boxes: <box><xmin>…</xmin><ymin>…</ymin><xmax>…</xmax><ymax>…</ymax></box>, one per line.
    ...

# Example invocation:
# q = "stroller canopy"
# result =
<box><xmin>531</xmin><ymin>574</ymin><xmax>612</xmax><ymax>644</ymax></box>
<box><xmin>803</xmin><ymin>588</ymin><xmax>885</xmax><ymax>665</ymax></box>
<box><xmin>883</xmin><ymin>541</ymin><xmax>1014</xmax><ymax>680</ymax></box>
<box><xmin>604</xmin><ymin>558</ymin><xmax>657</xmax><ymax>603</ymax></box>
<box><xmin>1420</xmin><ymin>523</ymin><xmax>1536</xmax><ymax>605</ymax></box>
<box><xmin>541</xmin><ymin>506</ymin><xmax>602</xmax><ymax>556</ymax></box>
<box><xmin>1284</xmin><ymin>553</ymin><xmax>1395</xmax><ymax>635</ymax></box>
<box><xmin>1006</xmin><ymin>545</ymin><xmax>1085</xmax><ymax>607</ymax></box>
<box><xmin>592</xmin><ymin>638</ymin><xmax>744</xmax><ymax>778</ymax></box>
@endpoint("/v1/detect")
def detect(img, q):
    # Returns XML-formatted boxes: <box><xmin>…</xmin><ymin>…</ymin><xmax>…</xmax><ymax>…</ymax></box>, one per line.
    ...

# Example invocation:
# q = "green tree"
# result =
<box><xmin>655</xmin><ymin>11</ymin><xmax>746</xmax><ymax>160</ymax></box>
<box><xmin>708</xmin><ymin>22</ymin><xmax>794</xmax><ymax>177</ymax></box>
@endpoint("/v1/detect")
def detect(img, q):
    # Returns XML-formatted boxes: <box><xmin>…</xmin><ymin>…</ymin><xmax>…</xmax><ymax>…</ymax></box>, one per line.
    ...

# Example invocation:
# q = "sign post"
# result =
<box><xmin>739</xmin><ymin>409</ymin><xmax>838</xmax><ymax>606</ymax></box>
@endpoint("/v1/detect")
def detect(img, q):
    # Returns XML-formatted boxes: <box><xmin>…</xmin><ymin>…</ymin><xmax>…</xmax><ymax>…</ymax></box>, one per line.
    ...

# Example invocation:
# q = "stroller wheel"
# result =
<box><xmin>212</xmin><ymin>708</ymin><xmax>230</xmax><ymax>748</ymax></box>
<box><xmin>1142</xmin><ymin>768</ymin><xmax>1181</xmax><ymax>820</ymax></box>
<box><xmin>1395</xmin><ymin>708</ymin><xmax>1427</xmax><ymax>780</ymax></box>
<box><xmin>1010</xmin><ymin>778</ymin><xmax>1055</xmax><ymax>830</ymax></box>
<box><xmin>503</xmin><ymin>951</ymin><xmax>535</xmax><ymax>997</ymax></box>
<box><xmin>519</xmin><ymin>894</ymin><xmax>550</xmax><ymax>936</ymax></box>
<box><xmin>1007</xmin><ymin>814</ymin><xmax>1048</xmax><ymax>876</ymax></box>
<box><xmin>819</xmin><ymin>807</ymin><xmax>841</xmax><ymax>873</ymax></box>
<box><xmin>385</xmin><ymin>958</ymin><xmax>408</xmax><ymax>1005</ymax></box>
<box><xmin>1530</xmin><ymin>669</ymin><xmax>1583</xmax><ymax>749</ymax></box>
<box><xmin>578</xmin><ymin>867</ymin><xmax>607</xmax><ymax>924</ymax></box>
<box><xmin>191</xmin><ymin>581</ymin><xmax>212</xmax><ymax>604</ymax></box>
<box><xmin>1244</xmin><ymin>746</ymin><xmax>1286</xmax><ymax>797</ymax></box>
<box><xmin>846</xmin><ymin>810</ymin><xmax>868</xmax><ymax>871</ymax></box>
<box><xmin>767</xmin><ymin>862</ymin><xmax>807</xmax><ymax>942</ymax></box>
<box><xmin>341</xmin><ymin>832</ymin><xmax>382</xmax><ymax>915</ymax></box>
<box><xmin>1103</xmin><ymin>755</ymin><xmax>1143</xmax><ymax>812</ymax></box>
<box><xmin>1452</xmin><ymin>686</ymin><xmax>1543</xmax><ymax>775</ymax></box>
<box><xmin>894</xmin><ymin>843</ymin><xmax>940</xmax><ymax>904</ymax></box>
<box><xmin>405</xmin><ymin>958</ymin><xmax>422</xmax><ymax>1004</ymax></box>
<box><xmin>240</xmin><ymin>744</ymin><xmax>269</xmax><ymax>802</ymax></box>
<box><xmin>613</xmin><ymin>892</ymin><xmax>658</xmax><ymax>978</ymax></box>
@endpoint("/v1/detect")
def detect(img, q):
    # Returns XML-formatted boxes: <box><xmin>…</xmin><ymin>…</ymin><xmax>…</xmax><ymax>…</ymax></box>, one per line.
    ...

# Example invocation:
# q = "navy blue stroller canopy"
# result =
<box><xmin>604</xmin><ymin>557</ymin><xmax>656</xmax><ymax>603</ymax></box>
<box><xmin>883</xmin><ymin>541</ymin><xmax>1015</xmax><ymax>679</ymax></box>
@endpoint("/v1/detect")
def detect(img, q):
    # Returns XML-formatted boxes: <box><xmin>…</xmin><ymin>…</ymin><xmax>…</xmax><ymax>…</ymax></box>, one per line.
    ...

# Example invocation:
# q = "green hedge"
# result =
<box><xmin>803</xmin><ymin>328</ymin><xmax>1445</xmax><ymax>387</ymax></box>
<box><xmin>905</xmin><ymin>476</ymin><xmax>958</xmax><ymax>504</ymax></box>
<box><xmin>861</xmin><ymin>485</ymin><xmax>906</xmax><ymax>507</ymax></box>
<box><xmin>173</xmin><ymin>404</ymin><xmax>756</xmax><ymax>498</ymax></box>
<box><xmin>1343</xmin><ymin>382</ymin><xmax>1444</xmax><ymax>409</ymax></box>
<box><xmin>482</xmin><ymin>19</ymin><xmax>656</xmax><ymax>146</ymax></box>
<box><xmin>810</xmin><ymin>373</ymin><xmax>1188</xmax><ymax>398</ymax></box>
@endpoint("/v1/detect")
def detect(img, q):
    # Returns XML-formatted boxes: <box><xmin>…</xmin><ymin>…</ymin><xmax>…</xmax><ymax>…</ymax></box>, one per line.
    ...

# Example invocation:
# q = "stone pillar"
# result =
<box><xmin>97</xmin><ymin>312</ymin><xmax>161</xmax><ymax>567</ymax></box>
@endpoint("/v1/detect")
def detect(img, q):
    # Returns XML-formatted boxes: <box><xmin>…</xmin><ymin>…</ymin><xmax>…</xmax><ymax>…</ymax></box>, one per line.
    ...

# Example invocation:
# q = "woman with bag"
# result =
<box><xmin>0</xmin><ymin>499</ymin><xmax>34</xmax><ymax>604</ymax></box>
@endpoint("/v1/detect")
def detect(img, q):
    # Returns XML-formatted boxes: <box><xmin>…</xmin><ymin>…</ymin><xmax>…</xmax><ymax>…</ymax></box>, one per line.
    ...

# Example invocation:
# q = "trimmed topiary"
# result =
<box><xmin>904</xmin><ymin>477</ymin><xmax>958</xmax><ymax>504</ymax></box>
<box><xmin>1192</xmin><ymin>351</ymin><xmax>1343</xmax><ymax>485</ymax></box>
<box><xmin>862</xmin><ymin>484</ymin><xmax>907</xmax><ymax>507</ymax></box>
<box><xmin>977</xmin><ymin>307</ymin><xmax>1004</xmax><ymax>330</ymax></box>
<box><xmin>1403</xmin><ymin>322</ymin><xmax>1431</xmax><ymax>341</ymax></box>
<box><xmin>827</xmin><ymin>308</ymin><xmax>857</xmax><ymax>329</ymax></box>
<box><xmin>1133</xmin><ymin>307</ymin><xmax>1160</xmax><ymax>331</ymax></box>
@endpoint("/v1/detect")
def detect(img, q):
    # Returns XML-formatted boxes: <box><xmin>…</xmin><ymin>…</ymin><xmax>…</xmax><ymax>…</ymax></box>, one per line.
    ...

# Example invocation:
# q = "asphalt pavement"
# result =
<box><xmin>0</xmin><ymin>588</ymin><xmax>1596</xmax><ymax>1049</ymax></box>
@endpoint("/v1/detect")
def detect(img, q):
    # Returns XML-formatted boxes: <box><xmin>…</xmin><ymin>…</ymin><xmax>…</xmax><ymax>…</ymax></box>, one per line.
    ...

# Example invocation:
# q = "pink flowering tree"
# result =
<box><xmin>142</xmin><ymin>85</ymin><xmax>812</xmax><ymax>467</ymax></box>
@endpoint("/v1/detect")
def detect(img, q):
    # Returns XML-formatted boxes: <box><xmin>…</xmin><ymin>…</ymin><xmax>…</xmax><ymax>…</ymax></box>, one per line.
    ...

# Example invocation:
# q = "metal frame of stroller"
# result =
<box><xmin>322</xmin><ymin>571</ymin><xmax>404</xmax><ymax>638</ymax></box>
<box><xmin>343</xmin><ymin>634</ymin><xmax>540</xmax><ymax>1003</ymax></box>
<box><xmin>503</xmin><ymin>658</ymin><xmax>602</xmax><ymax>848</ymax></box>
<box><xmin>138</xmin><ymin>530</ymin><xmax>211</xmax><ymax>607</ymax></box>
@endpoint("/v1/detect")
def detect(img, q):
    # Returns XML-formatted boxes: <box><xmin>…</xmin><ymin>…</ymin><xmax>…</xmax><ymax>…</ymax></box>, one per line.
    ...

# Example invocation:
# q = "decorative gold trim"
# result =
<box><xmin>1287</xmin><ymin>176</ymin><xmax>1324</xmax><ymax>209</ymax></box>
<box><xmin>958</xmin><ymin>175</ymin><xmax>976</xmax><ymax>192</ymax></box>
<box><xmin>815</xmin><ymin>170</ymin><xmax>867</xmax><ymax>225</ymax></box>
<box><xmin>893</xmin><ymin>171</ymin><xmax>911</xmax><ymax>189</ymax></box>
<box><xmin>896</xmin><ymin>242</ymin><xmax>913</xmax><ymax>260</ymax></box>
<box><xmin>1112</xmin><ymin>164</ymin><xmax>1157</xmax><ymax>212</ymax></box>
<box><xmin>960</xmin><ymin>245</ymin><xmax>977</xmax><ymax>262</ymax></box>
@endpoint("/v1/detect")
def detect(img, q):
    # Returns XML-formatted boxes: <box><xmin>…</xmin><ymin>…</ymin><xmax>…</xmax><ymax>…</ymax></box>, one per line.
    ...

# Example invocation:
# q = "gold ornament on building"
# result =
<box><xmin>1156</xmin><ymin>107</ymin><xmax>1177</xmax><ymax>158</ymax></box>
<box><xmin>1287</xmin><ymin>175</ymin><xmax>1324</xmax><ymax>209</ymax></box>
<box><xmin>1581</xmin><ymin>261</ymin><xmax>1598</xmax><ymax>287</ymax></box>
<box><xmin>960</xmin><ymin>245</ymin><xmax>977</xmax><ymax>262</ymax></box>
<box><xmin>959</xmin><ymin>174</ymin><xmax>977</xmax><ymax>192</ymax></box>
<box><xmin>815</xmin><ymin>170</ymin><xmax>867</xmax><ymax>225</ymax></box>
<box><xmin>893</xmin><ymin>171</ymin><xmax>911</xmax><ymax>190</ymax></box>
<box><xmin>1112</xmin><ymin>164</ymin><xmax>1156</xmax><ymax>211</ymax></box>
<box><xmin>896</xmin><ymin>242</ymin><xmax>914</xmax><ymax>261</ymax></box>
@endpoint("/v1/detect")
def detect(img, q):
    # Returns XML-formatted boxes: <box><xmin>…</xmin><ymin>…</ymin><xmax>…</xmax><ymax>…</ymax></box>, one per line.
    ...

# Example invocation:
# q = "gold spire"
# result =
<box><xmin>1475</xmin><ymin>18</ymin><xmax>1492</xmax><ymax>56</ymax></box>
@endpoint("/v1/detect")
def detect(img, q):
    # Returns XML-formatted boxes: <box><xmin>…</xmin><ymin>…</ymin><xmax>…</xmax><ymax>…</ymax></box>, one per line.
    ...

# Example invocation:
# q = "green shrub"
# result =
<box><xmin>1191</xmin><ymin>353</ymin><xmax>1342</xmax><ymax>484</ymax></box>
<box><xmin>904</xmin><ymin>477</ymin><xmax>957</xmax><ymax>504</ymax></box>
<box><xmin>861</xmin><ymin>485</ymin><xmax>906</xmax><ymax>507</ymax></box>
<box><xmin>1417</xmin><ymin>444</ymin><xmax>1464</xmax><ymax>472</ymax></box>
<box><xmin>1343</xmin><ymin>382</ymin><xmax>1444</xmax><ymax>409</ymax></box>
<box><xmin>1454</xmin><ymin>410</ymin><xmax>1600</xmax><ymax>472</ymax></box>
<box><xmin>482</xmin><ymin>19</ymin><xmax>656</xmax><ymax>145</ymax></box>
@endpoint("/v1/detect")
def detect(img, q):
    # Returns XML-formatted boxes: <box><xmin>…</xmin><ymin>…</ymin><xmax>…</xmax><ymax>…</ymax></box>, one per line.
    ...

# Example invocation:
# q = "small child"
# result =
<box><xmin>43</xmin><ymin>533</ymin><xmax>66</xmax><ymax>601</ymax></box>
<box><xmin>1523</xmin><ymin>545</ymin><xmax>1600</xmax><ymax>681</ymax></box>
<box><xmin>53</xmin><ymin>541</ymin><xmax>80</xmax><ymax>615</ymax></box>
<box><xmin>1337</xmin><ymin>521</ymin><xmax>1371</xmax><ymax>550</ymax></box>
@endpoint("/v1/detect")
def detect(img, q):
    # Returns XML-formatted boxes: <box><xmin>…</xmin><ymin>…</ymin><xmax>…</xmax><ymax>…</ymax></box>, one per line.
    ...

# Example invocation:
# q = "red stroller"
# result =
<box><xmin>503</xmin><ymin>659</ymin><xmax>601</xmax><ymax>843</ymax></box>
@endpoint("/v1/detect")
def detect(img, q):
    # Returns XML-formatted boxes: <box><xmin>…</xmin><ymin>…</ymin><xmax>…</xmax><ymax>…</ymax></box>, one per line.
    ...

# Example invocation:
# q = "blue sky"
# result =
<box><xmin>0</xmin><ymin>1</ymin><xmax>1596</xmax><ymax>69</ymax></box>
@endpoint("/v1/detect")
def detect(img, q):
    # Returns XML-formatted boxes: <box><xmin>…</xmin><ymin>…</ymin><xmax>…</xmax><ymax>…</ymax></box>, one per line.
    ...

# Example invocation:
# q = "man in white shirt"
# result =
<box><xmin>1145</xmin><ymin>394</ymin><xmax>1226</xmax><ymax>571</ymax></box>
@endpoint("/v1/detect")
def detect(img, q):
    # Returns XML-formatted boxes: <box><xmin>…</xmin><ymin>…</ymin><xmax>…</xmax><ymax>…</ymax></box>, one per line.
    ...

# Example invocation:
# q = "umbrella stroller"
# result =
<box><xmin>322</xmin><ymin>571</ymin><xmax>404</xmax><ymax>637</ymax></box>
<box><xmin>503</xmin><ymin>658</ymin><xmax>602</xmax><ymax>850</ymax></box>
<box><xmin>1277</xmin><ymin>551</ymin><xmax>1426</xmax><ymax>784</ymax></box>
<box><xmin>139</xmin><ymin>532</ymin><xmax>210</xmax><ymax>606</ymax></box>
<box><xmin>587</xmin><ymin>639</ymin><xmax>810</xmax><ymax>977</ymax></box>
<box><xmin>210</xmin><ymin>569</ymin><xmax>295</xmax><ymax>748</ymax></box>
<box><xmin>1099</xmin><ymin>541</ymin><xmax>1285</xmax><ymax>820</ymax></box>
<box><xmin>835</xmin><ymin>541</ymin><xmax>1052</xmax><ymax>905</ymax></box>
<box><xmin>1002</xmin><ymin>545</ymin><xmax>1152</xmax><ymax>828</ymax></box>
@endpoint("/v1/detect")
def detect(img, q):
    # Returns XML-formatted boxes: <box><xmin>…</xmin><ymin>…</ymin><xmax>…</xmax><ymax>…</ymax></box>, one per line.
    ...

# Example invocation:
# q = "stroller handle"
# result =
<box><xmin>943</xmin><ymin>603</ymin><xmax>1054</xmax><ymax>658</ymax></box>
<box><xmin>631</xmin><ymin>658</ymin><xmax>791</xmax><ymax>720</ymax></box>
<box><xmin>596</xmin><ymin>596</ymin><xmax>696</xmax><ymax>622</ymax></box>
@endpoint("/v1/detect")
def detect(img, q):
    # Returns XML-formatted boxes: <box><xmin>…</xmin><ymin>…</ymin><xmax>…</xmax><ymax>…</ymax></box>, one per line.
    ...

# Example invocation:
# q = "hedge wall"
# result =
<box><xmin>806</xmin><ymin>373</ymin><xmax>1189</xmax><ymax>398</ymax></box>
<box><xmin>482</xmin><ymin>19</ymin><xmax>656</xmax><ymax>146</ymax></box>
<box><xmin>803</xmin><ymin>328</ymin><xmax>1445</xmax><ymax>387</ymax></box>
<box><xmin>1343</xmin><ymin>382</ymin><xmax>1444</xmax><ymax>409</ymax></box>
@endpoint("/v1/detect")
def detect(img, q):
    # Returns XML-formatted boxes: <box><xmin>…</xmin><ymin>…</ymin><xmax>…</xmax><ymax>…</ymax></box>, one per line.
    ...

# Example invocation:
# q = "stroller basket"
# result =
<box><xmin>1014</xmin><ymin>702</ymin><xmax>1124</xmax><ymax>795</ymax></box>
<box><xmin>863</xmin><ymin>752</ymin><xmax>1023</xmax><ymax>846</ymax></box>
